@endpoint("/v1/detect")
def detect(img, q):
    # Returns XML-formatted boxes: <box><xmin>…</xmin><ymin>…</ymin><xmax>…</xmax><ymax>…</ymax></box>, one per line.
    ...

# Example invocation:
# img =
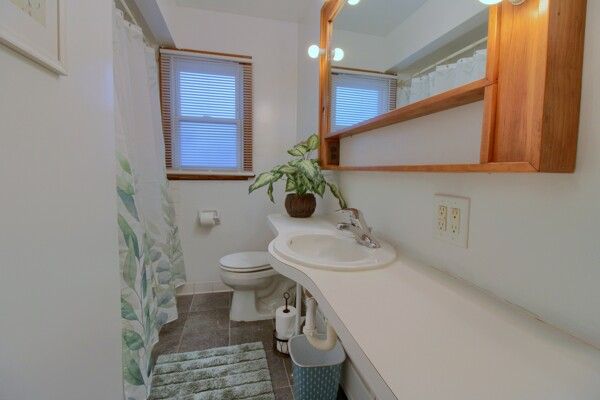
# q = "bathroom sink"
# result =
<box><xmin>272</xmin><ymin>232</ymin><xmax>396</xmax><ymax>271</ymax></box>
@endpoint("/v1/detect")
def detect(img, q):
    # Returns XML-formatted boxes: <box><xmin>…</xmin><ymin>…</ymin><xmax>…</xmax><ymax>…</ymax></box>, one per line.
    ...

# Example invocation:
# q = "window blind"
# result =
<box><xmin>331</xmin><ymin>72</ymin><xmax>397</xmax><ymax>132</ymax></box>
<box><xmin>159</xmin><ymin>49</ymin><xmax>253</xmax><ymax>173</ymax></box>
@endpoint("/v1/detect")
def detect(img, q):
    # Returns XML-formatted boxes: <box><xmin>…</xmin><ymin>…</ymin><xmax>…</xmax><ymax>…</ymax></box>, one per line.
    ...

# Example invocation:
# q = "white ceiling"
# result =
<box><xmin>174</xmin><ymin>0</ymin><xmax>310</xmax><ymax>23</ymax></box>
<box><xmin>174</xmin><ymin>0</ymin><xmax>428</xmax><ymax>37</ymax></box>
<box><xmin>335</xmin><ymin>0</ymin><xmax>428</xmax><ymax>37</ymax></box>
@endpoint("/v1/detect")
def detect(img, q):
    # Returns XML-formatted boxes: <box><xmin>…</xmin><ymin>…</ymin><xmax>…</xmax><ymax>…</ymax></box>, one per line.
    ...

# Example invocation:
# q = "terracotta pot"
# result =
<box><xmin>285</xmin><ymin>193</ymin><xmax>316</xmax><ymax>218</ymax></box>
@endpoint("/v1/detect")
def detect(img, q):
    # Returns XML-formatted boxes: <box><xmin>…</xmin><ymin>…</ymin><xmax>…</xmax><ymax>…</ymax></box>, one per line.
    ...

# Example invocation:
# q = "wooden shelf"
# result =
<box><xmin>323</xmin><ymin>162</ymin><xmax>537</xmax><ymax>173</ymax></box>
<box><xmin>325</xmin><ymin>79</ymin><xmax>492</xmax><ymax>141</ymax></box>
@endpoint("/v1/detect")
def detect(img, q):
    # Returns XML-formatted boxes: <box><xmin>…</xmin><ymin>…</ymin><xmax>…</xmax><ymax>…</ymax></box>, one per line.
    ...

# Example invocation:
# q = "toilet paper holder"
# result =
<box><xmin>282</xmin><ymin>292</ymin><xmax>291</xmax><ymax>313</ymax></box>
<box><xmin>273</xmin><ymin>330</ymin><xmax>290</xmax><ymax>356</ymax></box>
<box><xmin>273</xmin><ymin>292</ymin><xmax>294</xmax><ymax>356</ymax></box>
<box><xmin>197</xmin><ymin>210</ymin><xmax>220</xmax><ymax>226</ymax></box>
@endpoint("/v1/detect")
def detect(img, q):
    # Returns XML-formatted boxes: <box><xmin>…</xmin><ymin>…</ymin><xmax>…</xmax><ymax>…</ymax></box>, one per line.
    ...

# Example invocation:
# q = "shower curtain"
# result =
<box><xmin>113</xmin><ymin>8</ymin><xmax>186</xmax><ymax>400</ymax></box>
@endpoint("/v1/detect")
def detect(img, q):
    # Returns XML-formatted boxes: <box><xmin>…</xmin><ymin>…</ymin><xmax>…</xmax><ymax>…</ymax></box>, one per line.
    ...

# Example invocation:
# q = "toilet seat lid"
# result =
<box><xmin>219</xmin><ymin>251</ymin><xmax>271</xmax><ymax>272</ymax></box>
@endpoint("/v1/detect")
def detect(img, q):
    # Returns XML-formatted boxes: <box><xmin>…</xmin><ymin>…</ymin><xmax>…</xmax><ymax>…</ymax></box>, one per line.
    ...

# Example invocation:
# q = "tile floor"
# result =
<box><xmin>152</xmin><ymin>292</ymin><xmax>348</xmax><ymax>400</ymax></box>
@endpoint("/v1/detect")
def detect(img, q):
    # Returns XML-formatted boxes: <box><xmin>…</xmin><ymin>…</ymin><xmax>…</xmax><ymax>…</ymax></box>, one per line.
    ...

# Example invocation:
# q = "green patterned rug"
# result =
<box><xmin>149</xmin><ymin>342</ymin><xmax>275</xmax><ymax>400</ymax></box>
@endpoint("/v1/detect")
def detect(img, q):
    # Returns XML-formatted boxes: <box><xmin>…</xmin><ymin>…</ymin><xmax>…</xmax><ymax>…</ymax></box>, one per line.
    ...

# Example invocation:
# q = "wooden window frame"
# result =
<box><xmin>159</xmin><ymin>47</ymin><xmax>255</xmax><ymax>181</ymax></box>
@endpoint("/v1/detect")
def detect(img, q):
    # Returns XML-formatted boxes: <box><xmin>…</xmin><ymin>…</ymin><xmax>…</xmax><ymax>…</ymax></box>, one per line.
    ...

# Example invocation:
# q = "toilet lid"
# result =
<box><xmin>219</xmin><ymin>251</ymin><xmax>271</xmax><ymax>272</ymax></box>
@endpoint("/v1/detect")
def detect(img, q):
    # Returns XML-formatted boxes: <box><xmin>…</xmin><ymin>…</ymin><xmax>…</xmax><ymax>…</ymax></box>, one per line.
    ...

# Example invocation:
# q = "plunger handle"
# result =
<box><xmin>283</xmin><ymin>292</ymin><xmax>290</xmax><ymax>313</ymax></box>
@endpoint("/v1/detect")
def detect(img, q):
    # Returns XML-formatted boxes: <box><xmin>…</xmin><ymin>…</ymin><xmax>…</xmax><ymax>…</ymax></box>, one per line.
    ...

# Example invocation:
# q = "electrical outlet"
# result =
<box><xmin>434</xmin><ymin>195</ymin><xmax>470</xmax><ymax>248</ymax></box>
<box><xmin>437</xmin><ymin>205</ymin><xmax>448</xmax><ymax>232</ymax></box>
<box><xmin>449</xmin><ymin>207</ymin><xmax>460</xmax><ymax>236</ymax></box>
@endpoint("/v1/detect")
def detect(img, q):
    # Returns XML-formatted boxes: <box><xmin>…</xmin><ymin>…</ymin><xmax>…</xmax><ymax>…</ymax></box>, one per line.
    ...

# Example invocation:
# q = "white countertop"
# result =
<box><xmin>267</xmin><ymin>214</ymin><xmax>600</xmax><ymax>400</ymax></box>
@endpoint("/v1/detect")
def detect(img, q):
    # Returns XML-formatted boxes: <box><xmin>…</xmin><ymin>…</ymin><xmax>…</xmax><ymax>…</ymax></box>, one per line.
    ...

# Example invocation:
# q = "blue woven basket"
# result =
<box><xmin>289</xmin><ymin>335</ymin><xmax>346</xmax><ymax>400</ymax></box>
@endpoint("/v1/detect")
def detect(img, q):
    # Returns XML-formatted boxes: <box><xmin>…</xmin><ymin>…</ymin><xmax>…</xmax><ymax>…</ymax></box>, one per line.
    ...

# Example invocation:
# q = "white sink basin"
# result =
<box><xmin>272</xmin><ymin>232</ymin><xmax>396</xmax><ymax>271</ymax></box>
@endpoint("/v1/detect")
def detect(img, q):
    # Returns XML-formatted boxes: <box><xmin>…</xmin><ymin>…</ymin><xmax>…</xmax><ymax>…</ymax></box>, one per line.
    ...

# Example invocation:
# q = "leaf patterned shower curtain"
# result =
<box><xmin>113</xmin><ymin>7</ymin><xmax>186</xmax><ymax>400</ymax></box>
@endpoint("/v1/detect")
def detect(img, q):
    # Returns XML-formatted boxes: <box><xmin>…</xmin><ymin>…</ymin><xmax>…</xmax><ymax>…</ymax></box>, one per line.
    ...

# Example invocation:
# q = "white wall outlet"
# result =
<box><xmin>449</xmin><ymin>207</ymin><xmax>460</xmax><ymax>236</ymax></box>
<box><xmin>437</xmin><ymin>205</ymin><xmax>448</xmax><ymax>232</ymax></box>
<box><xmin>434</xmin><ymin>195</ymin><xmax>470</xmax><ymax>248</ymax></box>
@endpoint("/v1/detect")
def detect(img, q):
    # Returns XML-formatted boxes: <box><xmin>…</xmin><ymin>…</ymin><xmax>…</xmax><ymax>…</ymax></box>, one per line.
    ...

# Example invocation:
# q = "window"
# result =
<box><xmin>159</xmin><ymin>49</ymin><xmax>253</xmax><ymax>179</ymax></box>
<box><xmin>330</xmin><ymin>71</ymin><xmax>397</xmax><ymax>132</ymax></box>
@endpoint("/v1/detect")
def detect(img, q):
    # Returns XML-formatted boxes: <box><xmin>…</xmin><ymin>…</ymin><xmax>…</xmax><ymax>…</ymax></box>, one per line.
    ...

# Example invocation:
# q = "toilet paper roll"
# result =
<box><xmin>275</xmin><ymin>305</ymin><xmax>297</xmax><ymax>339</ymax></box>
<box><xmin>198</xmin><ymin>210</ymin><xmax>219</xmax><ymax>226</ymax></box>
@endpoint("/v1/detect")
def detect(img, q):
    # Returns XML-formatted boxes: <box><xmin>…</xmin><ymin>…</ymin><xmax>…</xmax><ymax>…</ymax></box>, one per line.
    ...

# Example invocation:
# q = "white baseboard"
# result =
<box><xmin>176</xmin><ymin>281</ymin><xmax>232</xmax><ymax>296</ymax></box>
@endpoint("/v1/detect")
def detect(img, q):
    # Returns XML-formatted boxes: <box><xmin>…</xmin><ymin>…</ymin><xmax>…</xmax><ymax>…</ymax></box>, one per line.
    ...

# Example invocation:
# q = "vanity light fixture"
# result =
<box><xmin>347</xmin><ymin>0</ymin><xmax>361</xmax><ymax>5</ymax></box>
<box><xmin>478</xmin><ymin>0</ymin><xmax>526</xmax><ymax>5</ymax></box>
<box><xmin>307</xmin><ymin>44</ymin><xmax>323</xmax><ymax>59</ymax></box>
<box><xmin>307</xmin><ymin>45</ymin><xmax>345</xmax><ymax>62</ymax></box>
<box><xmin>332</xmin><ymin>47</ymin><xmax>345</xmax><ymax>62</ymax></box>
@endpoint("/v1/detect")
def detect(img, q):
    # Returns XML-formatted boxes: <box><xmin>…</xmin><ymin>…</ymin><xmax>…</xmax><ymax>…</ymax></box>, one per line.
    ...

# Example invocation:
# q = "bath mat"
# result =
<box><xmin>150</xmin><ymin>342</ymin><xmax>275</xmax><ymax>400</ymax></box>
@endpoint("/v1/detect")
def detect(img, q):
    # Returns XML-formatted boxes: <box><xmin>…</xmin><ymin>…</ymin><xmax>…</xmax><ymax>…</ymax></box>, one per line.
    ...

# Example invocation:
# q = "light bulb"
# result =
<box><xmin>332</xmin><ymin>48</ymin><xmax>344</xmax><ymax>62</ymax></box>
<box><xmin>347</xmin><ymin>0</ymin><xmax>360</xmax><ymax>5</ymax></box>
<box><xmin>308</xmin><ymin>44</ymin><xmax>321</xmax><ymax>59</ymax></box>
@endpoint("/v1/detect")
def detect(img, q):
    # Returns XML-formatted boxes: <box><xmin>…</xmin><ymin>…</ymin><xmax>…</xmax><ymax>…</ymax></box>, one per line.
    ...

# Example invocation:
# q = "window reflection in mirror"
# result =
<box><xmin>330</xmin><ymin>0</ymin><xmax>489</xmax><ymax>132</ymax></box>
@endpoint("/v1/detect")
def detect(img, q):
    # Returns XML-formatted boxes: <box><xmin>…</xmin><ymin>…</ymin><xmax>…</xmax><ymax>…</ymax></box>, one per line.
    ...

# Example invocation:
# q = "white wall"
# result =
<box><xmin>0</xmin><ymin>1</ymin><xmax>123</xmax><ymax>399</ymax></box>
<box><xmin>158</xmin><ymin>1</ymin><xmax>334</xmax><ymax>289</ymax></box>
<box><xmin>299</xmin><ymin>0</ymin><xmax>600</xmax><ymax>349</ymax></box>
<box><xmin>331</xmin><ymin>0</ymin><xmax>486</xmax><ymax>72</ymax></box>
<box><xmin>331</xmin><ymin>29</ymin><xmax>391</xmax><ymax>71</ymax></box>
<box><xmin>297</xmin><ymin>0</ymin><xmax>322</xmax><ymax>143</ymax></box>
<box><xmin>340</xmin><ymin>102</ymin><xmax>482</xmax><ymax>165</ymax></box>
<box><xmin>385</xmin><ymin>0</ymin><xmax>486</xmax><ymax>70</ymax></box>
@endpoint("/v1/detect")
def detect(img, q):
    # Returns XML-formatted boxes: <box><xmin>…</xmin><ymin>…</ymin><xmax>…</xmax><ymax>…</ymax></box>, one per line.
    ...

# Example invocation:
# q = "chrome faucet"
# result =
<box><xmin>336</xmin><ymin>208</ymin><xmax>381</xmax><ymax>249</ymax></box>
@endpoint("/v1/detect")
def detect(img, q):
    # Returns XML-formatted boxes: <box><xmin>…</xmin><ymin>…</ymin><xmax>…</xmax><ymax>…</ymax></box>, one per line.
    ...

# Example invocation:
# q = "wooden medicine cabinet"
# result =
<box><xmin>318</xmin><ymin>0</ymin><xmax>587</xmax><ymax>173</ymax></box>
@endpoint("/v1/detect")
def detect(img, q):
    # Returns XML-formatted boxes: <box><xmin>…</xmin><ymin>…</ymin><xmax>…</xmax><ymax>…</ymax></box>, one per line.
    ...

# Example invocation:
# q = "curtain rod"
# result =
<box><xmin>332</xmin><ymin>67</ymin><xmax>400</xmax><ymax>80</ymax></box>
<box><xmin>413</xmin><ymin>37</ymin><xmax>488</xmax><ymax>77</ymax></box>
<box><xmin>160</xmin><ymin>48</ymin><xmax>254</xmax><ymax>64</ymax></box>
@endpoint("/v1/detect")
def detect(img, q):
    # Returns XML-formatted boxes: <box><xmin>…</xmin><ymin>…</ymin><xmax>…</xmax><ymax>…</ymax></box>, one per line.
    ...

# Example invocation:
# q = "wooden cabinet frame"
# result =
<box><xmin>318</xmin><ymin>0</ymin><xmax>587</xmax><ymax>173</ymax></box>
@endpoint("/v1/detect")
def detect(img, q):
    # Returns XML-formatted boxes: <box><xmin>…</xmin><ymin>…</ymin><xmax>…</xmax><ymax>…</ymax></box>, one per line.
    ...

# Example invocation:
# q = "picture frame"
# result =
<box><xmin>0</xmin><ymin>0</ymin><xmax>67</xmax><ymax>75</ymax></box>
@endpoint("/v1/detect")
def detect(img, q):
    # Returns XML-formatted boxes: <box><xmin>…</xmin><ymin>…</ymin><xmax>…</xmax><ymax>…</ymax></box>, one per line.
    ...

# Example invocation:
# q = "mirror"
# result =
<box><xmin>318</xmin><ymin>0</ymin><xmax>586</xmax><ymax>174</ymax></box>
<box><xmin>328</xmin><ymin>0</ymin><xmax>489</xmax><ymax>133</ymax></box>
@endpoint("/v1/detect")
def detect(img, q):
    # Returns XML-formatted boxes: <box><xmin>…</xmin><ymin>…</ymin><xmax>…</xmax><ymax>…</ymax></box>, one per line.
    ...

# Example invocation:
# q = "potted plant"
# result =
<box><xmin>249</xmin><ymin>134</ymin><xmax>347</xmax><ymax>218</ymax></box>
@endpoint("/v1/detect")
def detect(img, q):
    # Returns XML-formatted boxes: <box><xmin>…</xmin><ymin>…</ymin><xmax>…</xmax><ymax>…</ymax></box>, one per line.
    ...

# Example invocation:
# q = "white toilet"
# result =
<box><xmin>219</xmin><ymin>251</ymin><xmax>294</xmax><ymax>322</ymax></box>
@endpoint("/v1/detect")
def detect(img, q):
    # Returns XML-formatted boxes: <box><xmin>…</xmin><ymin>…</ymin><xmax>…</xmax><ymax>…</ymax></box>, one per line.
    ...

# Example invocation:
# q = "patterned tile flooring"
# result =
<box><xmin>152</xmin><ymin>292</ymin><xmax>348</xmax><ymax>400</ymax></box>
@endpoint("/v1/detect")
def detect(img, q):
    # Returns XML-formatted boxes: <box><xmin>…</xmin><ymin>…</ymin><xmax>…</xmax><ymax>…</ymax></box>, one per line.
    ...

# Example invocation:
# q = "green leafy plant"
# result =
<box><xmin>248</xmin><ymin>134</ymin><xmax>347</xmax><ymax>209</ymax></box>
